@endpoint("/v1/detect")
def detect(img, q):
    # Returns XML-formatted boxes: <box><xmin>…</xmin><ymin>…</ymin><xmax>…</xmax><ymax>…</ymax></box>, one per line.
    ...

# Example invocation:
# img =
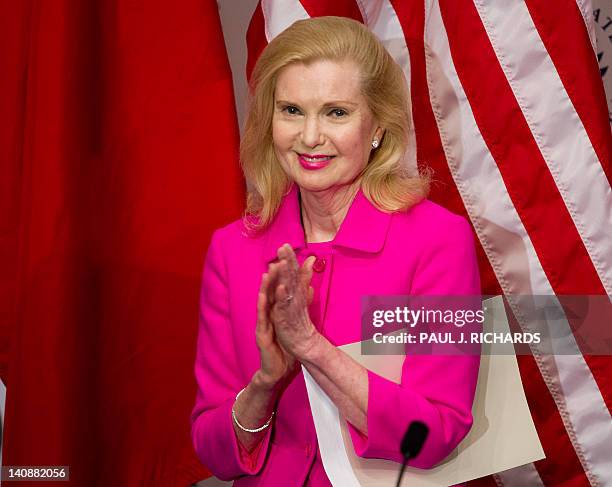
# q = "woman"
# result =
<box><xmin>191</xmin><ymin>16</ymin><xmax>480</xmax><ymax>486</ymax></box>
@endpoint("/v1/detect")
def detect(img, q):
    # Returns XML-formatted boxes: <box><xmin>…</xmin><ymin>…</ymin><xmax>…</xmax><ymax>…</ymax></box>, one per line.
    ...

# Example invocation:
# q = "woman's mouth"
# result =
<box><xmin>298</xmin><ymin>153</ymin><xmax>335</xmax><ymax>170</ymax></box>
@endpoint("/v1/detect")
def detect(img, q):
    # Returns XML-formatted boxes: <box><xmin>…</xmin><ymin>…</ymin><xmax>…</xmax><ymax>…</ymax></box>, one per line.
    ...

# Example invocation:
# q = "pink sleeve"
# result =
<box><xmin>190</xmin><ymin>229</ymin><xmax>272</xmax><ymax>480</ymax></box>
<box><xmin>348</xmin><ymin>216</ymin><xmax>481</xmax><ymax>469</ymax></box>
<box><xmin>237</xmin><ymin>436</ymin><xmax>267</xmax><ymax>471</ymax></box>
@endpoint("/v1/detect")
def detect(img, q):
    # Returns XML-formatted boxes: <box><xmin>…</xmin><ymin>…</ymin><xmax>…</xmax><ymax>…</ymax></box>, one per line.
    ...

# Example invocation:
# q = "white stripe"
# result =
<box><xmin>495</xmin><ymin>462</ymin><xmax>544</xmax><ymax>487</ymax></box>
<box><xmin>355</xmin><ymin>0</ymin><xmax>417</xmax><ymax>174</ymax></box>
<box><xmin>261</xmin><ymin>0</ymin><xmax>308</xmax><ymax>41</ymax></box>
<box><xmin>473</xmin><ymin>0</ymin><xmax>612</xmax><ymax>296</ymax></box>
<box><xmin>425</xmin><ymin>0</ymin><xmax>612</xmax><ymax>484</ymax></box>
<box><xmin>575</xmin><ymin>0</ymin><xmax>598</xmax><ymax>54</ymax></box>
<box><xmin>355</xmin><ymin>0</ymin><xmax>411</xmax><ymax>81</ymax></box>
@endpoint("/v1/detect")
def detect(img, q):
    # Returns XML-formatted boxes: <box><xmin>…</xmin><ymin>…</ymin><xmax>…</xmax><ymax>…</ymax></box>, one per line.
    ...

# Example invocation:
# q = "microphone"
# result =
<box><xmin>395</xmin><ymin>421</ymin><xmax>429</xmax><ymax>487</ymax></box>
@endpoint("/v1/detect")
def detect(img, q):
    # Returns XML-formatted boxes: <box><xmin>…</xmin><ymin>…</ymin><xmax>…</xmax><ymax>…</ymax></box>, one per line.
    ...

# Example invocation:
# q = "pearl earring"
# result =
<box><xmin>371</xmin><ymin>139</ymin><xmax>379</xmax><ymax>149</ymax></box>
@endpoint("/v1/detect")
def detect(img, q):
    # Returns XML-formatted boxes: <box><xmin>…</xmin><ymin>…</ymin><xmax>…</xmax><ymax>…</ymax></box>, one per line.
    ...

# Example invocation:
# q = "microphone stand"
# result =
<box><xmin>395</xmin><ymin>421</ymin><xmax>429</xmax><ymax>487</ymax></box>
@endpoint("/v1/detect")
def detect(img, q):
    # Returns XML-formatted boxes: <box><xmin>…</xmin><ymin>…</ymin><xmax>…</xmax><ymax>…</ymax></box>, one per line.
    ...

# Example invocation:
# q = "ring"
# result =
<box><xmin>285</xmin><ymin>294</ymin><xmax>294</xmax><ymax>302</ymax></box>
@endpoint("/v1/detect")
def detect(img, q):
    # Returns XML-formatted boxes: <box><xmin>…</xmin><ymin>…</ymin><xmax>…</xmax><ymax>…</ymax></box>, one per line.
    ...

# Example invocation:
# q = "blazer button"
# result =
<box><xmin>313</xmin><ymin>257</ymin><xmax>326</xmax><ymax>273</ymax></box>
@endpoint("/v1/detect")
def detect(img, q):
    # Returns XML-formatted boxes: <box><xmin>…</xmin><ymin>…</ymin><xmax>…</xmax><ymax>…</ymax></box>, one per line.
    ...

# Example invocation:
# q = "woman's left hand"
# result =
<box><xmin>269</xmin><ymin>244</ymin><xmax>320</xmax><ymax>360</ymax></box>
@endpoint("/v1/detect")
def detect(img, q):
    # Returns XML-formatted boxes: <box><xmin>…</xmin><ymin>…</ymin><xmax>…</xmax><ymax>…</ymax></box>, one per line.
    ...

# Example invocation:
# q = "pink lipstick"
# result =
<box><xmin>298</xmin><ymin>153</ymin><xmax>334</xmax><ymax>170</ymax></box>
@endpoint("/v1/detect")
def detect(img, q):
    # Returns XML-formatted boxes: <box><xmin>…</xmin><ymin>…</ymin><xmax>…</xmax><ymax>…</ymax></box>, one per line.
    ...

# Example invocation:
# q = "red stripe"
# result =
<box><xmin>525</xmin><ymin>0</ymin><xmax>612</xmax><ymax>186</ymax></box>
<box><xmin>300</xmin><ymin>0</ymin><xmax>363</xmax><ymax>23</ymax></box>
<box><xmin>389</xmin><ymin>0</ymin><xmax>502</xmax><ymax>296</ymax></box>
<box><xmin>439</xmin><ymin>0</ymin><xmax>606</xmax><ymax>297</ymax></box>
<box><xmin>581</xmin><ymin>355</ymin><xmax>612</xmax><ymax>421</ymax></box>
<box><xmin>246</xmin><ymin>1</ymin><xmax>267</xmax><ymax>81</ymax></box>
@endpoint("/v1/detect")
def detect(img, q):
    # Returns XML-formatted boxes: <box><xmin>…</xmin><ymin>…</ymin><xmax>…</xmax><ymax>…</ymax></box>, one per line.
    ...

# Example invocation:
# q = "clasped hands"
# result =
<box><xmin>255</xmin><ymin>244</ymin><xmax>321</xmax><ymax>391</ymax></box>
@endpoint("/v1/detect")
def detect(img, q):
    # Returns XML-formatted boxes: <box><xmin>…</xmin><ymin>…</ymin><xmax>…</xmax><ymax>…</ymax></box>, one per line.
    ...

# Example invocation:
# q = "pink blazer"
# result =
<box><xmin>191</xmin><ymin>185</ymin><xmax>480</xmax><ymax>486</ymax></box>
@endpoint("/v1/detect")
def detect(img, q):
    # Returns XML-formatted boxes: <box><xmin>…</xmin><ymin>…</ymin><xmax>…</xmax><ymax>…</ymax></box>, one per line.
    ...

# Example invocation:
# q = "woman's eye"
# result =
<box><xmin>330</xmin><ymin>108</ymin><xmax>347</xmax><ymax>118</ymax></box>
<box><xmin>284</xmin><ymin>106</ymin><xmax>300</xmax><ymax>115</ymax></box>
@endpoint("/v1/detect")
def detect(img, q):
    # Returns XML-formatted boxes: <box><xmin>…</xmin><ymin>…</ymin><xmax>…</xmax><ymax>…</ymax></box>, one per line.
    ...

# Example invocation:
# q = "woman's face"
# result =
<box><xmin>272</xmin><ymin>59</ymin><xmax>382</xmax><ymax>195</ymax></box>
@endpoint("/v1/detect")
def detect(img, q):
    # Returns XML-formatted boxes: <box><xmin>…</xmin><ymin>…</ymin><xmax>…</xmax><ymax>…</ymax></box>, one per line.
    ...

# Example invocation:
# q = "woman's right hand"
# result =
<box><xmin>253</xmin><ymin>268</ymin><xmax>299</xmax><ymax>391</ymax></box>
<box><xmin>233</xmin><ymin>258</ymin><xmax>314</xmax><ymax>451</ymax></box>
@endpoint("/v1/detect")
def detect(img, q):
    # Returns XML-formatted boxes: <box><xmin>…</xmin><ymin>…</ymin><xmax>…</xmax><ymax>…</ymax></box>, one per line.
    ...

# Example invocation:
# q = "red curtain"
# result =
<box><xmin>0</xmin><ymin>0</ymin><xmax>243</xmax><ymax>484</ymax></box>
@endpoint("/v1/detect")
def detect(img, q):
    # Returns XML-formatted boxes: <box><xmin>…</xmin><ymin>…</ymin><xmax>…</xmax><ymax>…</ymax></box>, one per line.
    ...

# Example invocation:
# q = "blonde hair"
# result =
<box><xmin>240</xmin><ymin>16</ymin><xmax>430</xmax><ymax>230</ymax></box>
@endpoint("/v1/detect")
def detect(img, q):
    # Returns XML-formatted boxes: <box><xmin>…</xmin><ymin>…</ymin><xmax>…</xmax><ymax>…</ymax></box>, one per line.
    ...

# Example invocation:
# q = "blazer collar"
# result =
<box><xmin>262</xmin><ymin>184</ymin><xmax>392</xmax><ymax>263</ymax></box>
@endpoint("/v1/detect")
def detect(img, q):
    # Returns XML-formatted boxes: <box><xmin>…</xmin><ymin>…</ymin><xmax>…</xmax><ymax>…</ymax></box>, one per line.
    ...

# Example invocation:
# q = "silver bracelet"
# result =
<box><xmin>232</xmin><ymin>387</ymin><xmax>275</xmax><ymax>433</ymax></box>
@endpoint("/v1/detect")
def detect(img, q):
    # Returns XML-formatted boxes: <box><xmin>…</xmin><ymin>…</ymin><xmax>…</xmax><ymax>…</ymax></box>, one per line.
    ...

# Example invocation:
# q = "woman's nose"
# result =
<box><xmin>300</xmin><ymin>116</ymin><xmax>324</xmax><ymax>148</ymax></box>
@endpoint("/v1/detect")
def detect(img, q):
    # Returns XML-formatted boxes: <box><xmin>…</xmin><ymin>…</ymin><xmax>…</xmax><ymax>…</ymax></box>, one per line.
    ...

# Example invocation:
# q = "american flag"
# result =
<box><xmin>240</xmin><ymin>1</ymin><xmax>612</xmax><ymax>485</ymax></box>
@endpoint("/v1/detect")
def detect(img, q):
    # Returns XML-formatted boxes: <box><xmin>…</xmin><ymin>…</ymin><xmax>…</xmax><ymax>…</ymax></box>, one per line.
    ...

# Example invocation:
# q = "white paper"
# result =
<box><xmin>303</xmin><ymin>296</ymin><xmax>545</xmax><ymax>486</ymax></box>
